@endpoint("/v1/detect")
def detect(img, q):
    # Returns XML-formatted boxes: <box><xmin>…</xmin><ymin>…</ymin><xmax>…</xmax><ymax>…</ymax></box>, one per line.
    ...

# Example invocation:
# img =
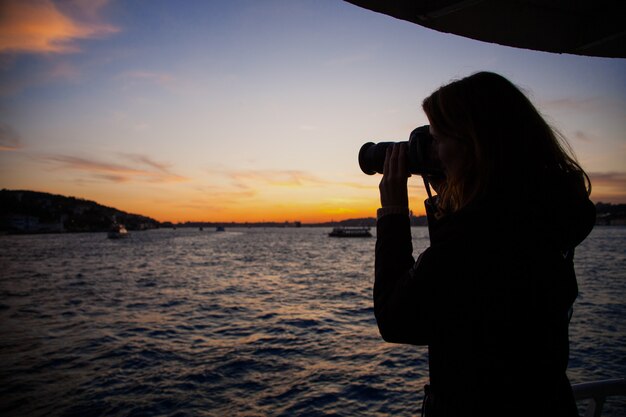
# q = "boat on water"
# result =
<box><xmin>216</xmin><ymin>226</ymin><xmax>225</xmax><ymax>232</ymax></box>
<box><xmin>328</xmin><ymin>226</ymin><xmax>372</xmax><ymax>238</ymax></box>
<box><xmin>107</xmin><ymin>223</ymin><xmax>129</xmax><ymax>239</ymax></box>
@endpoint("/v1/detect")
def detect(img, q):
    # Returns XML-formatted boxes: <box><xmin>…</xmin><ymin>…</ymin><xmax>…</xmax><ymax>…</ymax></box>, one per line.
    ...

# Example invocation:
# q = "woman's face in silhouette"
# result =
<box><xmin>429</xmin><ymin>125</ymin><xmax>468</xmax><ymax>178</ymax></box>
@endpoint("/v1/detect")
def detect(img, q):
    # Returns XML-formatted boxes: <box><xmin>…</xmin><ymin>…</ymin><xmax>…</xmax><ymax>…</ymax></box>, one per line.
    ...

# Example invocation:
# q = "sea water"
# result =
<box><xmin>0</xmin><ymin>227</ymin><xmax>624</xmax><ymax>416</ymax></box>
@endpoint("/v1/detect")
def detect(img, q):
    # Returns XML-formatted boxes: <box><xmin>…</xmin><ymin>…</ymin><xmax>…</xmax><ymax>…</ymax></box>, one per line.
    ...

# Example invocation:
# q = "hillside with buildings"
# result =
<box><xmin>0</xmin><ymin>190</ymin><xmax>160</xmax><ymax>233</ymax></box>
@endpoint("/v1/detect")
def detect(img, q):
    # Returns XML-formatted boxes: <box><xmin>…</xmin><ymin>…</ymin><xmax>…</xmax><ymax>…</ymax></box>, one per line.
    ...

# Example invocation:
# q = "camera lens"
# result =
<box><xmin>358</xmin><ymin>125</ymin><xmax>444</xmax><ymax>177</ymax></box>
<box><xmin>358</xmin><ymin>142</ymin><xmax>398</xmax><ymax>175</ymax></box>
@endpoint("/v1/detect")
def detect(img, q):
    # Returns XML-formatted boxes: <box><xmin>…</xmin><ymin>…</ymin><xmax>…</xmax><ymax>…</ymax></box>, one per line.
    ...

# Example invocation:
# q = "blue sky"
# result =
<box><xmin>1</xmin><ymin>0</ymin><xmax>625</xmax><ymax>221</ymax></box>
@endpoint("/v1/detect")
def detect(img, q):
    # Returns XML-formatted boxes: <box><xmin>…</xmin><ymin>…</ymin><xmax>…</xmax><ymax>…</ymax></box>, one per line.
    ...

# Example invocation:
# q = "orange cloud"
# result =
<box><xmin>230</xmin><ymin>170</ymin><xmax>328</xmax><ymax>187</ymax></box>
<box><xmin>223</xmin><ymin>169</ymin><xmax>373</xmax><ymax>190</ymax></box>
<box><xmin>0</xmin><ymin>0</ymin><xmax>119</xmax><ymax>54</ymax></box>
<box><xmin>177</xmin><ymin>193</ymin><xmax>257</xmax><ymax>215</ymax></box>
<box><xmin>589</xmin><ymin>171</ymin><xmax>626</xmax><ymax>203</ymax></box>
<box><xmin>119</xmin><ymin>153</ymin><xmax>174</xmax><ymax>173</ymax></box>
<box><xmin>43</xmin><ymin>153</ymin><xmax>188</xmax><ymax>183</ymax></box>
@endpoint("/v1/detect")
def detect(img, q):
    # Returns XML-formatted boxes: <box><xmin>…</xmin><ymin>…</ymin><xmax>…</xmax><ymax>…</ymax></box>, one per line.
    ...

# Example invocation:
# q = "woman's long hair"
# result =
<box><xmin>422</xmin><ymin>71</ymin><xmax>591</xmax><ymax>215</ymax></box>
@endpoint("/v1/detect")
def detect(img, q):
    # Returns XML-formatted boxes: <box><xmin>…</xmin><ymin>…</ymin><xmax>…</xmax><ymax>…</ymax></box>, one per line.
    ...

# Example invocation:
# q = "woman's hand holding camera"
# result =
<box><xmin>379</xmin><ymin>143</ymin><xmax>411</xmax><ymax>208</ymax></box>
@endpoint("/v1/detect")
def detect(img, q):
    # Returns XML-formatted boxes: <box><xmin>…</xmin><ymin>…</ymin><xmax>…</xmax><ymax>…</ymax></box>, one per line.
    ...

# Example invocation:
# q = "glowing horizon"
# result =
<box><xmin>1</xmin><ymin>1</ymin><xmax>625</xmax><ymax>223</ymax></box>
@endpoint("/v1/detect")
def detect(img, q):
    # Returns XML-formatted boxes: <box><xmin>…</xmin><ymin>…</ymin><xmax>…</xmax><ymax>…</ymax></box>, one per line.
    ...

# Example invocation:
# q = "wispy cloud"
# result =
<box><xmin>589</xmin><ymin>171</ymin><xmax>626</xmax><ymax>203</ymax></box>
<box><xmin>589</xmin><ymin>172</ymin><xmax>626</xmax><ymax>188</ymax></box>
<box><xmin>0</xmin><ymin>0</ymin><xmax>119</xmax><ymax>55</ymax></box>
<box><xmin>0</xmin><ymin>123</ymin><xmax>22</xmax><ymax>150</ymax></box>
<box><xmin>221</xmin><ymin>169</ymin><xmax>372</xmax><ymax>190</ymax></box>
<box><xmin>539</xmin><ymin>97</ymin><xmax>625</xmax><ymax>115</ymax></box>
<box><xmin>541</xmin><ymin>98</ymin><xmax>595</xmax><ymax>112</ymax></box>
<box><xmin>118</xmin><ymin>153</ymin><xmax>173</xmax><ymax>173</ymax></box>
<box><xmin>571</xmin><ymin>130</ymin><xmax>595</xmax><ymax>143</ymax></box>
<box><xmin>182</xmin><ymin>186</ymin><xmax>259</xmax><ymax>212</ymax></box>
<box><xmin>230</xmin><ymin>170</ymin><xmax>328</xmax><ymax>187</ymax></box>
<box><xmin>42</xmin><ymin>153</ymin><xmax>188</xmax><ymax>183</ymax></box>
<box><xmin>94</xmin><ymin>174</ymin><xmax>130</xmax><ymax>183</ymax></box>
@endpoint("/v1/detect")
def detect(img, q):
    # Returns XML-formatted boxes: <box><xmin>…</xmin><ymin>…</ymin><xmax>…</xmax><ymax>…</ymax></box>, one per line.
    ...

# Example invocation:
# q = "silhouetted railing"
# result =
<box><xmin>572</xmin><ymin>378</ymin><xmax>626</xmax><ymax>417</ymax></box>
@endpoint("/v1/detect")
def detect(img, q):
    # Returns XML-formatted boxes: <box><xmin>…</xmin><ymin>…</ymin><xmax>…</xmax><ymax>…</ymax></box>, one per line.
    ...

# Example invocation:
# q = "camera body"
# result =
<box><xmin>358</xmin><ymin>125</ymin><xmax>444</xmax><ymax>176</ymax></box>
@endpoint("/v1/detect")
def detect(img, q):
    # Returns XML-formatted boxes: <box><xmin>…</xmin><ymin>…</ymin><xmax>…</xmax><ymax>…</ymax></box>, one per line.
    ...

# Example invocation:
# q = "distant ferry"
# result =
<box><xmin>328</xmin><ymin>226</ymin><xmax>372</xmax><ymax>238</ymax></box>
<box><xmin>107</xmin><ymin>223</ymin><xmax>129</xmax><ymax>239</ymax></box>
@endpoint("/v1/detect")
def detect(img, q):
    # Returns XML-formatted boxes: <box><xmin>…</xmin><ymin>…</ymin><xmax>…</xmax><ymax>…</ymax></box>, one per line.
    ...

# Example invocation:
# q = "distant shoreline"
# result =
<box><xmin>2</xmin><ymin>189</ymin><xmax>625</xmax><ymax>235</ymax></box>
<box><xmin>3</xmin><ymin>224</ymin><xmax>626</xmax><ymax>238</ymax></box>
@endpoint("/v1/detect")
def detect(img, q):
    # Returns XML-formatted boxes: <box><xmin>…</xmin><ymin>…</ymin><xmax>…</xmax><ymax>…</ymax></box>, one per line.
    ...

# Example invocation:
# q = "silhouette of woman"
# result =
<box><xmin>375</xmin><ymin>72</ymin><xmax>595</xmax><ymax>417</ymax></box>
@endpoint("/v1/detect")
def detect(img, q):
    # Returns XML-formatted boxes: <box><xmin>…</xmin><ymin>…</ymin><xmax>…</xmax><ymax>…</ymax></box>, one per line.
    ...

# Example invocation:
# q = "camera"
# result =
<box><xmin>358</xmin><ymin>125</ymin><xmax>444</xmax><ymax>176</ymax></box>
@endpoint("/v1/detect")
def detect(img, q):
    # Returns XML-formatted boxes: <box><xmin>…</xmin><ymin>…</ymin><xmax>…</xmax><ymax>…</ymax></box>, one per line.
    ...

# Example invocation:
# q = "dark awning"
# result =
<box><xmin>345</xmin><ymin>0</ymin><xmax>626</xmax><ymax>58</ymax></box>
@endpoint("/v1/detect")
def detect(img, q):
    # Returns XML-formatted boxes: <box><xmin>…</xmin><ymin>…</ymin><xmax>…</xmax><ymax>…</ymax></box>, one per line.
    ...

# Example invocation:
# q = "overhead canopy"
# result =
<box><xmin>345</xmin><ymin>0</ymin><xmax>626</xmax><ymax>58</ymax></box>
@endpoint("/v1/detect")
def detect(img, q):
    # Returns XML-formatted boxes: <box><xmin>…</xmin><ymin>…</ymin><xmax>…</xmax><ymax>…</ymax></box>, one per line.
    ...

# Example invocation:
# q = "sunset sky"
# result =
<box><xmin>1</xmin><ymin>0</ymin><xmax>625</xmax><ymax>223</ymax></box>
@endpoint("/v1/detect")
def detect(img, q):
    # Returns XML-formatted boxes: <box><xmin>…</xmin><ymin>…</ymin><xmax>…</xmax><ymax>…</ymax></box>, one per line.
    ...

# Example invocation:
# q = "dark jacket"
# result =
<box><xmin>374</xmin><ymin>185</ymin><xmax>595</xmax><ymax>417</ymax></box>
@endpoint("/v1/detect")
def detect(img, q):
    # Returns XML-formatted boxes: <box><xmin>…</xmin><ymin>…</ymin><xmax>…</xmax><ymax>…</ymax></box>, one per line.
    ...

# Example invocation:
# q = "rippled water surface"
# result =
<box><xmin>1</xmin><ymin>227</ymin><xmax>624</xmax><ymax>416</ymax></box>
